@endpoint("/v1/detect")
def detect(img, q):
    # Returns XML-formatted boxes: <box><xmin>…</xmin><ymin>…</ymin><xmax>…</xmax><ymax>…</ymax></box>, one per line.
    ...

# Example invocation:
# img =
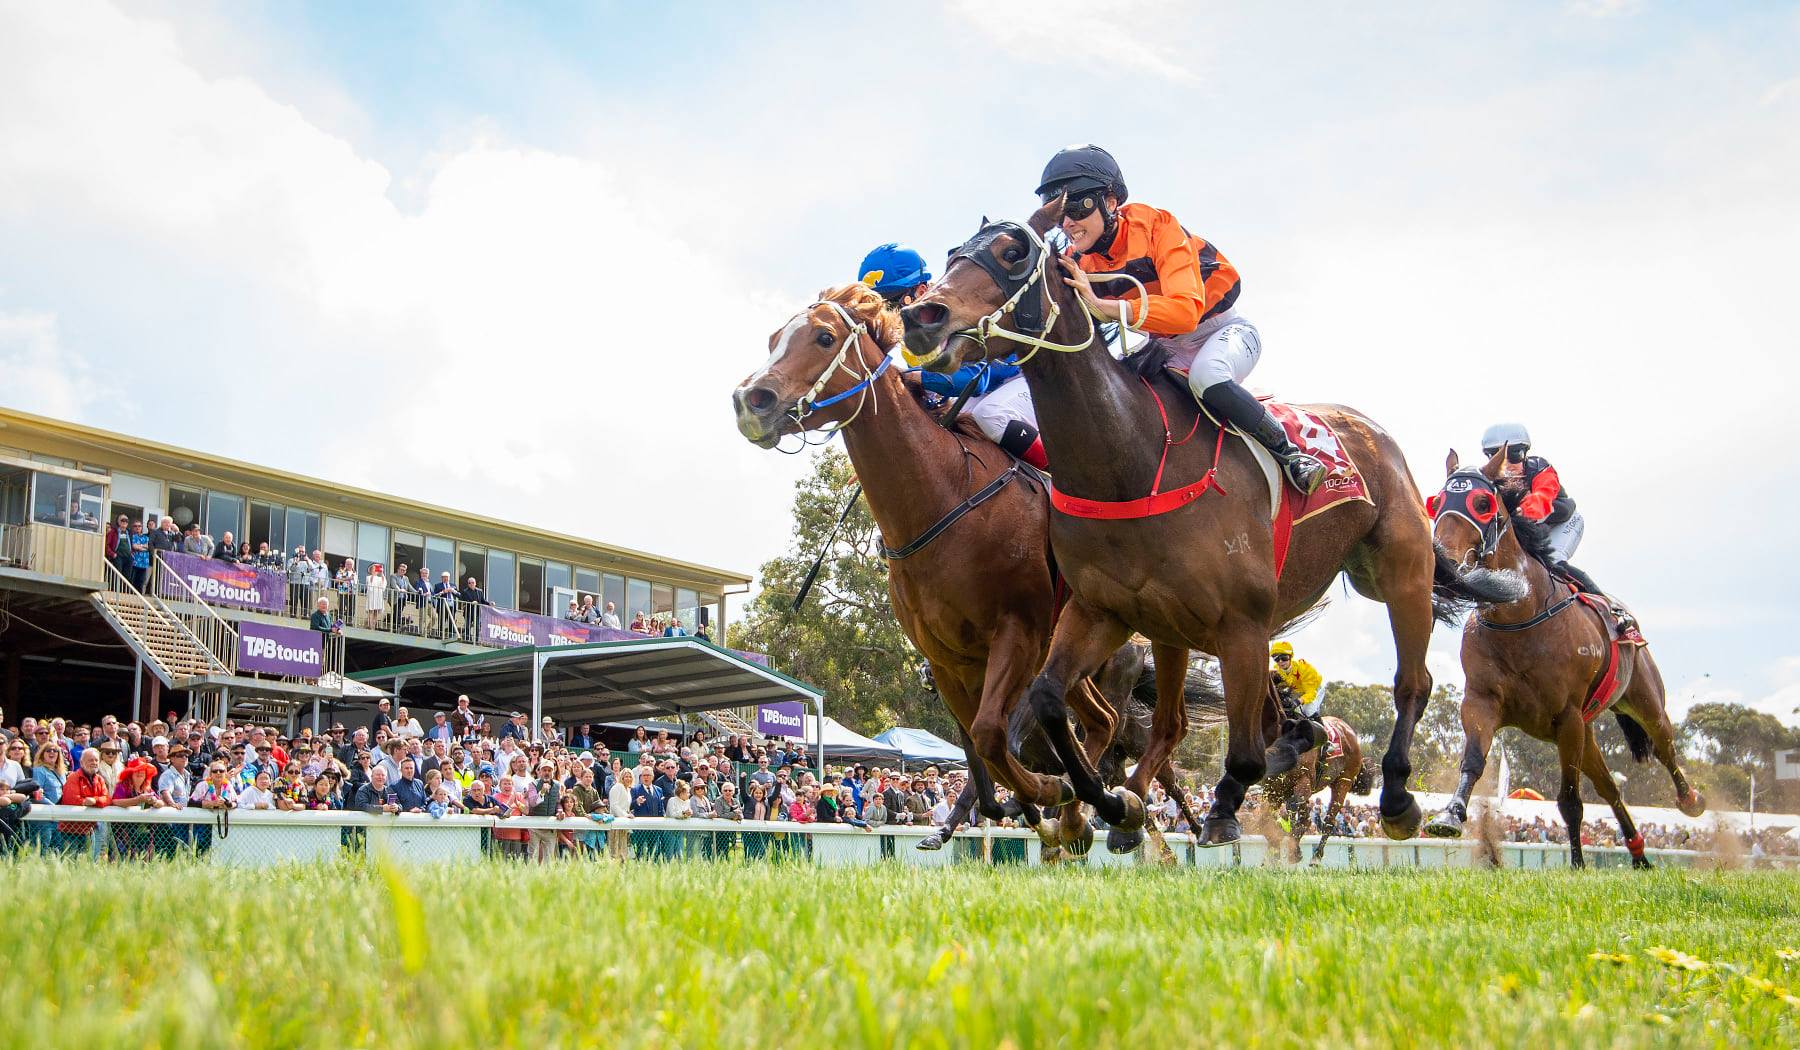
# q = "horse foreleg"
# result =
<box><xmin>970</xmin><ymin>620</ymin><xmax>1074</xmax><ymax>810</ymax></box>
<box><xmin>1122</xmin><ymin>644</ymin><xmax>1190</xmax><ymax>806</ymax></box>
<box><xmin>1580</xmin><ymin>732</ymin><xmax>1649</xmax><ymax>869</ymax></box>
<box><xmin>1554</xmin><ymin>714</ymin><xmax>1587</xmax><ymax>869</ymax></box>
<box><xmin>919</xmin><ymin>780</ymin><xmax>981</xmax><ymax>852</ymax></box>
<box><xmin>1027</xmin><ymin>601</ymin><xmax>1132</xmax><ymax>825</ymax></box>
<box><xmin>1377</xmin><ymin>571</ymin><xmax>1436</xmax><ymax>840</ymax></box>
<box><xmin>1312</xmin><ymin>777</ymin><xmax>1348</xmax><ymax>865</ymax></box>
<box><xmin>1426</xmin><ymin>692</ymin><xmax>1498</xmax><ymax>839</ymax></box>
<box><xmin>1201</xmin><ymin>621</ymin><xmax>1274</xmax><ymax>847</ymax></box>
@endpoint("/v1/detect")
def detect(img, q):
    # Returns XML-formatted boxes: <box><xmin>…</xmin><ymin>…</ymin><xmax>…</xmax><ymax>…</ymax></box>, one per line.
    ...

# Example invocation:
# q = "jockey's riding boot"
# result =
<box><xmin>1556</xmin><ymin>560</ymin><xmax>1637</xmax><ymax>632</ymax></box>
<box><xmin>1200</xmin><ymin>381</ymin><xmax>1327</xmax><ymax>495</ymax></box>
<box><xmin>999</xmin><ymin>420</ymin><xmax>1049</xmax><ymax>471</ymax></box>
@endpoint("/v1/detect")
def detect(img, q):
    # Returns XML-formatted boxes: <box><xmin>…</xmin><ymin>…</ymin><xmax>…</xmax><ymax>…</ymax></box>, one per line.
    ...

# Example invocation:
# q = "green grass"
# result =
<box><xmin>5</xmin><ymin>857</ymin><xmax>1798</xmax><ymax>1048</ymax></box>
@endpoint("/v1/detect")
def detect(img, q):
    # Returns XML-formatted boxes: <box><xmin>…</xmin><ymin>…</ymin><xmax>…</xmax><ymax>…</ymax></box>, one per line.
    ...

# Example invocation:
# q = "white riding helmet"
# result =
<box><xmin>1480</xmin><ymin>422</ymin><xmax>1531</xmax><ymax>455</ymax></box>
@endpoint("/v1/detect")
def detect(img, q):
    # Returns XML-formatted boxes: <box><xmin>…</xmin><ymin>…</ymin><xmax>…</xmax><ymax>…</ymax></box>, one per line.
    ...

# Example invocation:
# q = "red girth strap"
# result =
<box><xmin>1050</xmin><ymin>378</ymin><xmax>1224</xmax><ymax>520</ymax></box>
<box><xmin>1581</xmin><ymin>634</ymin><xmax>1623</xmax><ymax>723</ymax></box>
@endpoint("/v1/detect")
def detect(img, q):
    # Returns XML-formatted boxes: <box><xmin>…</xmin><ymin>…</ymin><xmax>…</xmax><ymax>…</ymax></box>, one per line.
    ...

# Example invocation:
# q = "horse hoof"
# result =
<box><xmin>915</xmin><ymin>834</ymin><xmax>945</xmax><ymax>852</ymax></box>
<box><xmin>1109</xmin><ymin>787</ymin><xmax>1146</xmax><ymax>832</ymax></box>
<box><xmin>1380</xmin><ymin>795</ymin><xmax>1424</xmax><ymax>841</ymax></box>
<box><xmin>1631</xmin><ymin>855</ymin><xmax>1653</xmax><ymax>871</ymax></box>
<box><xmin>1040</xmin><ymin>845</ymin><xmax>1063</xmax><ymax>865</ymax></box>
<box><xmin>1106</xmin><ymin>827</ymin><xmax>1144</xmax><ymax>855</ymax></box>
<box><xmin>1198</xmin><ymin>817</ymin><xmax>1240</xmax><ymax>847</ymax></box>
<box><xmin>1678</xmin><ymin>789</ymin><xmax>1706</xmax><ymax>819</ymax></box>
<box><xmin>1061</xmin><ymin>819</ymin><xmax>1094</xmax><ymax>857</ymax></box>
<box><xmin>1423</xmin><ymin>812</ymin><xmax>1465</xmax><ymax>839</ymax></box>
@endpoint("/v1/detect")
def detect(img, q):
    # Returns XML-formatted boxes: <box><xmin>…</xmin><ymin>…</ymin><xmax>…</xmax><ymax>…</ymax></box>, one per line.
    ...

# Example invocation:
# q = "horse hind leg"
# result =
<box><xmin>970</xmin><ymin>621</ymin><xmax>1081</xmax><ymax>810</ymax></box>
<box><xmin>1356</xmin><ymin>539</ymin><xmax>1436</xmax><ymax>841</ymax></box>
<box><xmin>1312</xmin><ymin>773</ymin><xmax>1349</xmax><ymax>865</ymax></box>
<box><xmin>1620</xmin><ymin>652</ymin><xmax>1705</xmax><ymax>817</ymax></box>
<box><xmin>1580</xmin><ymin>732</ymin><xmax>1650</xmax><ymax>869</ymax></box>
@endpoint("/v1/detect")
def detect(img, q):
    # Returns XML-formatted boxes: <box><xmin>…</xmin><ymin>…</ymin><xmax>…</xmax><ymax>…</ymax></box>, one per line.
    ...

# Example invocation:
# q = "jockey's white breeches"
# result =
<box><xmin>1156</xmin><ymin>308</ymin><xmax>1262</xmax><ymax>397</ymax></box>
<box><xmin>1544</xmin><ymin>512</ymin><xmax>1585</xmax><ymax>563</ymax></box>
<box><xmin>967</xmin><ymin>374</ymin><xmax>1037</xmax><ymax>445</ymax></box>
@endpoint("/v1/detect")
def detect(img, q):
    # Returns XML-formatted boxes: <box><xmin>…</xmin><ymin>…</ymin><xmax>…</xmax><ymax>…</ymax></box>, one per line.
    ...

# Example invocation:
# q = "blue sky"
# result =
<box><xmin>2</xmin><ymin>1</ymin><xmax>1797</xmax><ymax>723</ymax></box>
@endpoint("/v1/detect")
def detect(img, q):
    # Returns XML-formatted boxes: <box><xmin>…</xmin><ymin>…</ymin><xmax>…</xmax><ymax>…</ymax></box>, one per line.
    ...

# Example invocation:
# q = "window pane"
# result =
<box><xmin>425</xmin><ymin>536</ymin><xmax>455</xmax><ymax>587</ymax></box>
<box><xmin>324</xmin><ymin>516</ymin><xmax>355</xmax><ymax>559</ymax></box>
<box><xmin>287</xmin><ymin>509</ymin><xmax>321</xmax><ymax>556</ymax></box>
<box><xmin>518</xmin><ymin>558</ymin><xmax>544</xmax><ymax>615</ymax></box>
<box><xmin>603</xmin><ymin>574</ymin><xmax>625</xmax><ymax>623</ymax></box>
<box><xmin>676</xmin><ymin>588</ymin><xmax>699</xmax><ymax>631</ymax></box>
<box><xmin>544</xmin><ymin>561</ymin><xmax>571</xmax><ymax>613</ymax></box>
<box><xmin>168</xmin><ymin>487</ymin><xmax>204</xmax><ymax>532</ymax></box>
<box><xmin>30</xmin><ymin>473</ymin><xmax>70</xmax><ymax>526</ymax></box>
<box><xmin>652</xmin><ymin>583</ymin><xmax>674</xmax><ymax>618</ymax></box>
<box><xmin>392</xmin><ymin>533</ymin><xmax>424</xmax><ymax>582</ymax></box>
<box><xmin>626</xmin><ymin>578</ymin><xmax>651</xmax><ymax>628</ymax></box>
<box><xmin>205</xmin><ymin>492</ymin><xmax>244</xmax><ymax>544</ymax></box>
<box><xmin>356</xmin><ymin>522</ymin><xmax>389</xmax><ymax>574</ymax></box>
<box><xmin>488</xmin><ymin>550</ymin><xmax>515</xmax><ymax>608</ymax></box>
<box><xmin>575</xmin><ymin>568</ymin><xmax>599</xmax><ymax>597</ymax></box>
<box><xmin>458</xmin><ymin>545</ymin><xmax>487</xmax><ymax>592</ymax></box>
<box><xmin>250</xmin><ymin>502</ymin><xmax>281</xmax><ymax>553</ymax></box>
<box><xmin>1</xmin><ymin>465</ymin><xmax>29</xmax><ymax>525</ymax></box>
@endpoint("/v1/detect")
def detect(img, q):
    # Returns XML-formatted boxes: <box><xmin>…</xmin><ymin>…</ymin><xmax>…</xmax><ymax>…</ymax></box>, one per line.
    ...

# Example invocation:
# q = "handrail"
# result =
<box><xmin>100</xmin><ymin>557</ymin><xmax>234</xmax><ymax>676</ymax></box>
<box><xmin>149</xmin><ymin>553</ymin><xmax>240</xmax><ymax>674</ymax></box>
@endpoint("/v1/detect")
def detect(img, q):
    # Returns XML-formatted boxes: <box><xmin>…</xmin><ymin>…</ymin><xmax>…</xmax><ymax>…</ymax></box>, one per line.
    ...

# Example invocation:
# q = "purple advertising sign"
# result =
<box><xmin>237</xmin><ymin>621</ymin><xmax>325</xmax><ymax>678</ymax></box>
<box><xmin>476</xmin><ymin>606</ymin><xmax>776</xmax><ymax>665</ymax></box>
<box><xmin>159</xmin><ymin>552</ymin><xmax>285</xmax><ymax>613</ymax></box>
<box><xmin>757</xmin><ymin>701</ymin><xmax>806</xmax><ymax>738</ymax></box>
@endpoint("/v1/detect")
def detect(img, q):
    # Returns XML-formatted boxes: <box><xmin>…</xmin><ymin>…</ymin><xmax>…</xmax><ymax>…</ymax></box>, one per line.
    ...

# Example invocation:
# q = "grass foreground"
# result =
<box><xmin>5</xmin><ymin>856</ymin><xmax>1798</xmax><ymax>1048</ymax></box>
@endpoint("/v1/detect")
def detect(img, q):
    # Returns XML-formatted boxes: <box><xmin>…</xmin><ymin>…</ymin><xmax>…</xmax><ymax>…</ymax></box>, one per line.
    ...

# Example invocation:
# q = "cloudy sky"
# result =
<box><xmin>2</xmin><ymin>1</ymin><xmax>1795</xmax><ymax>723</ymax></box>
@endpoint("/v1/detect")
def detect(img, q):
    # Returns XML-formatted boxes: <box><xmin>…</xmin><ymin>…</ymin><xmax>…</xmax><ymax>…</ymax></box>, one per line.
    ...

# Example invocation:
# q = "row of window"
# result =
<box><xmin>100</xmin><ymin>482</ymin><xmax>721</xmax><ymax>630</ymax></box>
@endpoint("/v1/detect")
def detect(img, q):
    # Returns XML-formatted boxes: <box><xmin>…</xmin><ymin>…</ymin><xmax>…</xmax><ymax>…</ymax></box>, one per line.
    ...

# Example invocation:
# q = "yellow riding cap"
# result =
<box><xmin>1270</xmin><ymin>641</ymin><xmax>1294</xmax><ymax>658</ymax></box>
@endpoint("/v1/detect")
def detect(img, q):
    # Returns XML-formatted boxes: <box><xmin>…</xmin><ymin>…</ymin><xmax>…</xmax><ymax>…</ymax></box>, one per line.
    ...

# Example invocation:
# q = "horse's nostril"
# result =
<box><xmin>744</xmin><ymin>387</ymin><xmax>777</xmax><ymax>413</ymax></box>
<box><xmin>908</xmin><ymin>302</ymin><xmax>948</xmax><ymax>328</ymax></box>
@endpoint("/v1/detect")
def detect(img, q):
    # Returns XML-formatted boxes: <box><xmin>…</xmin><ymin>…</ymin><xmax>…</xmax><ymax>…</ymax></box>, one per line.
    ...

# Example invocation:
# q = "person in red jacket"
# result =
<box><xmin>1481</xmin><ymin>422</ymin><xmax>1632</xmax><ymax>628</ymax></box>
<box><xmin>1039</xmin><ymin>144</ymin><xmax>1326</xmax><ymax>494</ymax></box>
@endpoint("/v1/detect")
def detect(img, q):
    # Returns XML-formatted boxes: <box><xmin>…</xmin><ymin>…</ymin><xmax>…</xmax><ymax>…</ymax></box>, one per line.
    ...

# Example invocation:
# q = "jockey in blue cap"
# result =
<box><xmin>859</xmin><ymin>244</ymin><xmax>1043</xmax><ymax>468</ymax></box>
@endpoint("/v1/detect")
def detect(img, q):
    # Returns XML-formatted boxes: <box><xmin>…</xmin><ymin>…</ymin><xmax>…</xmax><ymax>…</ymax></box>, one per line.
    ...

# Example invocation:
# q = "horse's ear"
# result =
<box><xmin>1029</xmin><ymin>194</ymin><xmax>1065</xmax><ymax>236</ymax></box>
<box><xmin>1480</xmin><ymin>443</ymin><xmax>1507</xmax><ymax>479</ymax></box>
<box><xmin>1444</xmin><ymin>449</ymin><xmax>1460</xmax><ymax>476</ymax></box>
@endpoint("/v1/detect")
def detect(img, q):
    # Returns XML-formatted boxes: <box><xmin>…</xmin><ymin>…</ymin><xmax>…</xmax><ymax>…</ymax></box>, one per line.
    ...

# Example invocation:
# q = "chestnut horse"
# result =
<box><xmin>1256</xmin><ymin>675</ymin><xmax>1370</xmax><ymax>864</ymax></box>
<box><xmin>899</xmin><ymin>202</ymin><xmax>1511</xmax><ymax>846</ymax></box>
<box><xmin>732</xmin><ymin>283</ymin><xmax>1211</xmax><ymax>854</ymax></box>
<box><xmin>1422</xmin><ymin>446</ymin><xmax>1703</xmax><ymax>868</ymax></box>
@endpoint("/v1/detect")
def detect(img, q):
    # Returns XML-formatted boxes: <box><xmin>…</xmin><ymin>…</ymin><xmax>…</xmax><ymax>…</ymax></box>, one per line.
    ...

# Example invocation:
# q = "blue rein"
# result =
<box><xmin>801</xmin><ymin>352</ymin><xmax>893</xmax><ymax>413</ymax></box>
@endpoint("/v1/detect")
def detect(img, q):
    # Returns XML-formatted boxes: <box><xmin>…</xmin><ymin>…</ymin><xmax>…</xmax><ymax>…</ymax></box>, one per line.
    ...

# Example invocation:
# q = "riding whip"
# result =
<box><xmin>791</xmin><ymin>484</ymin><xmax>862</xmax><ymax>612</ymax></box>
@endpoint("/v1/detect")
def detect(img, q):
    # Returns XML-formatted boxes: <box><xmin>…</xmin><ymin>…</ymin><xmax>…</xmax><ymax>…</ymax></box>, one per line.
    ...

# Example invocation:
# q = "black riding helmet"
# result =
<box><xmin>1036</xmin><ymin>144</ymin><xmax>1128</xmax><ymax>250</ymax></box>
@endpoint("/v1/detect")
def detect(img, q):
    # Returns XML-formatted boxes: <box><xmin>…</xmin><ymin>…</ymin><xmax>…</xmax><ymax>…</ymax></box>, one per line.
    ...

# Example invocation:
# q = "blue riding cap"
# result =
<box><xmin>858</xmin><ymin>243</ymin><xmax>932</xmax><ymax>296</ymax></box>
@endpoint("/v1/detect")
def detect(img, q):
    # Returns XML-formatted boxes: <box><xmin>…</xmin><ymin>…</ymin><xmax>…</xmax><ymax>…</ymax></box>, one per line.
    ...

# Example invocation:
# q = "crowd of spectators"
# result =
<box><xmin>0</xmin><ymin>703</ymin><xmax>976</xmax><ymax>860</ymax></box>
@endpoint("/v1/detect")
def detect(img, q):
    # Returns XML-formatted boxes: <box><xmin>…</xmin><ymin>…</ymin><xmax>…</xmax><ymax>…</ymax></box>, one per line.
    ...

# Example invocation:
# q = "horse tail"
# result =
<box><xmin>1431</xmin><ymin>544</ymin><xmax>1528</xmax><ymax>624</ymax></box>
<box><xmin>1149</xmin><ymin>653</ymin><xmax>1227</xmax><ymax>731</ymax></box>
<box><xmin>1352</xmin><ymin>758</ymin><xmax>1376</xmax><ymax>794</ymax></box>
<box><xmin>1614</xmin><ymin>711</ymin><xmax>1652</xmax><ymax>763</ymax></box>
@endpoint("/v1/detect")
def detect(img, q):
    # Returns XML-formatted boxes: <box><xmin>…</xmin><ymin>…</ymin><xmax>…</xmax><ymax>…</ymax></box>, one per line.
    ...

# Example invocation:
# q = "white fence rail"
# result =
<box><xmin>16</xmin><ymin>805</ymin><xmax>1749</xmax><ymax>870</ymax></box>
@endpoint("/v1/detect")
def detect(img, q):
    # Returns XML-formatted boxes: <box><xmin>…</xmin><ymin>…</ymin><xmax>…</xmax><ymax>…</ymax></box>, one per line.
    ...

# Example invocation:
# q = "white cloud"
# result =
<box><xmin>1568</xmin><ymin>0</ymin><xmax>1645</xmax><ymax>17</ymax></box>
<box><xmin>0</xmin><ymin>312</ymin><xmax>110</xmax><ymax>422</ymax></box>
<box><xmin>946</xmin><ymin>0</ymin><xmax>1200</xmax><ymax>84</ymax></box>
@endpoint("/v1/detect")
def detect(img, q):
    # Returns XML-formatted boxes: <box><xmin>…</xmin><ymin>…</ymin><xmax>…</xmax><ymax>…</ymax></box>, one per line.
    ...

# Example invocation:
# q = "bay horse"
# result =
<box><xmin>1422</xmin><ymin>446</ymin><xmax>1703</xmax><ymax>868</ymax></box>
<box><xmin>1256</xmin><ymin>675</ymin><xmax>1370</xmax><ymax>864</ymax></box>
<box><xmin>732</xmin><ymin>283</ymin><xmax>1212</xmax><ymax>854</ymax></box>
<box><xmin>898</xmin><ymin>200</ymin><xmax>1512</xmax><ymax>846</ymax></box>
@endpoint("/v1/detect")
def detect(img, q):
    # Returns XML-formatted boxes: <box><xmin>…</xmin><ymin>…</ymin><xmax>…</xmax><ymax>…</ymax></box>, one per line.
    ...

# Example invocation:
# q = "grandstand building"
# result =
<box><xmin>0</xmin><ymin>405</ymin><xmax>760</xmax><ymax>728</ymax></box>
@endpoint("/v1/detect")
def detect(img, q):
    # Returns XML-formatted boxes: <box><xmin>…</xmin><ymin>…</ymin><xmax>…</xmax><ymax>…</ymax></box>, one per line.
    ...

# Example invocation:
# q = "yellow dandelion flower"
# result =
<box><xmin>1642</xmin><ymin>1013</ymin><xmax>1674</xmax><ymax>1027</ymax></box>
<box><xmin>1777</xmin><ymin>948</ymin><xmax>1800</xmax><ymax>962</ymax></box>
<box><xmin>1588</xmin><ymin>951</ymin><xmax>1632</xmax><ymax>966</ymax></box>
<box><xmin>1646</xmin><ymin>947</ymin><xmax>1709</xmax><ymax>972</ymax></box>
<box><xmin>1741</xmin><ymin>975</ymin><xmax>1777</xmax><ymax>995</ymax></box>
<box><xmin>1494</xmin><ymin>974</ymin><xmax>1521</xmax><ymax>997</ymax></box>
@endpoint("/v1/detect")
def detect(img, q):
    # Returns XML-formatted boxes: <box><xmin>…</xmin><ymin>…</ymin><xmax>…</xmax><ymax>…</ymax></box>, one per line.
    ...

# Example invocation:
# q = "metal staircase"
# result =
<box><xmin>701</xmin><ymin>706</ymin><xmax>759</xmax><ymax>739</ymax></box>
<box><xmin>90</xmin><ymin>560</ymin><xmax>233</xmax><ymax>688</ymax></box>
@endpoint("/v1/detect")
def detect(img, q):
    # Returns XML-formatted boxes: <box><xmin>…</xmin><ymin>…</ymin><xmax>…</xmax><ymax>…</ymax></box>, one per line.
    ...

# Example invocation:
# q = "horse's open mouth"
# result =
<box><xmin>917</xmin><ymin>332</ymin><xmax>981</xmax><ymax>375</ymax></box>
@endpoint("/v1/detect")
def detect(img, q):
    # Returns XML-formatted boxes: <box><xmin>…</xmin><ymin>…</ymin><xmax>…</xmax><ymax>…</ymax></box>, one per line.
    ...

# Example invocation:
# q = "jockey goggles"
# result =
<box><xmin>1483</xmin><ymin>444</ymin><xmax>1530</xmax><ymax>463</ymax></box>
<box><xmin>1039</xmin><ymin>177</ymin><xmax>1109</xmax><ymax>221</ymax></box>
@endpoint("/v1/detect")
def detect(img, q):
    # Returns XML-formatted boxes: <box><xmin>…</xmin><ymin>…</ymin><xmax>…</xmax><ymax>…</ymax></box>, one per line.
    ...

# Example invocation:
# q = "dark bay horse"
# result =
<box><xmin>1422</xmin><ymin>446</ymin><xmax>1703</xmax><ymax>868</ymax></box>
<box><xmin>899</xmin><ymin>201</ymin><xmax>1512</xmax><ymax>846</ymax></box>
<box><xmin>732</xmin><ymin>283</ymin><xmax>1211</xmax><ymax>854</ymax></box>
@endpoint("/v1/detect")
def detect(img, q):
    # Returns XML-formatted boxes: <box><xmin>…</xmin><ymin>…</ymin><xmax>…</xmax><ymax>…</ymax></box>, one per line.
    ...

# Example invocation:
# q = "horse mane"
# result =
<box><xmin>1498</xmin><ymin>488</ymin><xmax>1562</xmax><ymax>567</ymax></box>
<box><xmin>1120</xmin><ymin>338</ymin><xmax>1170</xmax><ymax>378</ymax></box>
<box><xmin>816</xmin><ymin>282</ymin><xmax>904</xmax><ymax>351</ymax></box>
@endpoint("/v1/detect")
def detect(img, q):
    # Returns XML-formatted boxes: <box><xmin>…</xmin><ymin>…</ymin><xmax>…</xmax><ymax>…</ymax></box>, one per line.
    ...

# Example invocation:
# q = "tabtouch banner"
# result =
<box><xmin>757</xmin><ymin>701</ymin><xmax>806</xmax><ymax>738</ymax></box>
<box><xmin>158</xmin><ymin>551</ymin><xmax>286</xmax><ymax>613</ymax></box>
<box><xmin>237</xmin><ymin>621</ymin><xmax>325</xmax><ymax>678</ymax></box>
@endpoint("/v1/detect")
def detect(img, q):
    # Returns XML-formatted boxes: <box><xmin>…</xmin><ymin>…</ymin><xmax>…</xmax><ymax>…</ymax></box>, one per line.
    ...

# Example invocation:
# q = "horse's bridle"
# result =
<box><xmin>1429</xmin><ymin>470</ymin><xmax>1510</xmax><ymax>561</ymax></box>
<box><xmin>775</xmin><ymin>299</ymin><xmax>893</xmax><ymax>452</ymax></box>
<box><xmin>943</xmin><ymin>220</ymin><xmax>1108</xmax><ymax>365</ymax></box>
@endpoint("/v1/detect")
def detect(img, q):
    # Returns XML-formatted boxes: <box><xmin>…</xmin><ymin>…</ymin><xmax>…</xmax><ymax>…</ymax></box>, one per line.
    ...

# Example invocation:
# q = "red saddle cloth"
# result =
<box><xmin>1321</xmin><ymin>720</ymin><xmax>1345</xmax><ymax>762</ymax></box>
<box><xmin>1574</xmin><ymin>591</ymin><xmax>1647</xmax><ymax>723</ymax></box>
<box><xmin>1263</xmin><ymin>401</ymin><xmax>1373</xmax><ymax>577</ymax></box>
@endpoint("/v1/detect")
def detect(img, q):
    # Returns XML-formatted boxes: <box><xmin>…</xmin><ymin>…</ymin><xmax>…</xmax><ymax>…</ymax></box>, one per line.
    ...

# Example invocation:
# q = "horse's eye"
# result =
<box><xmin>814</xmin><ymin>330</ymin><xmax>835</xmax><ymax>348</ymax></box>
<box><xmin>1001</xmin><ymin>245</ymin><xmax>1025</xmax><ymax>264</ymax></box>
